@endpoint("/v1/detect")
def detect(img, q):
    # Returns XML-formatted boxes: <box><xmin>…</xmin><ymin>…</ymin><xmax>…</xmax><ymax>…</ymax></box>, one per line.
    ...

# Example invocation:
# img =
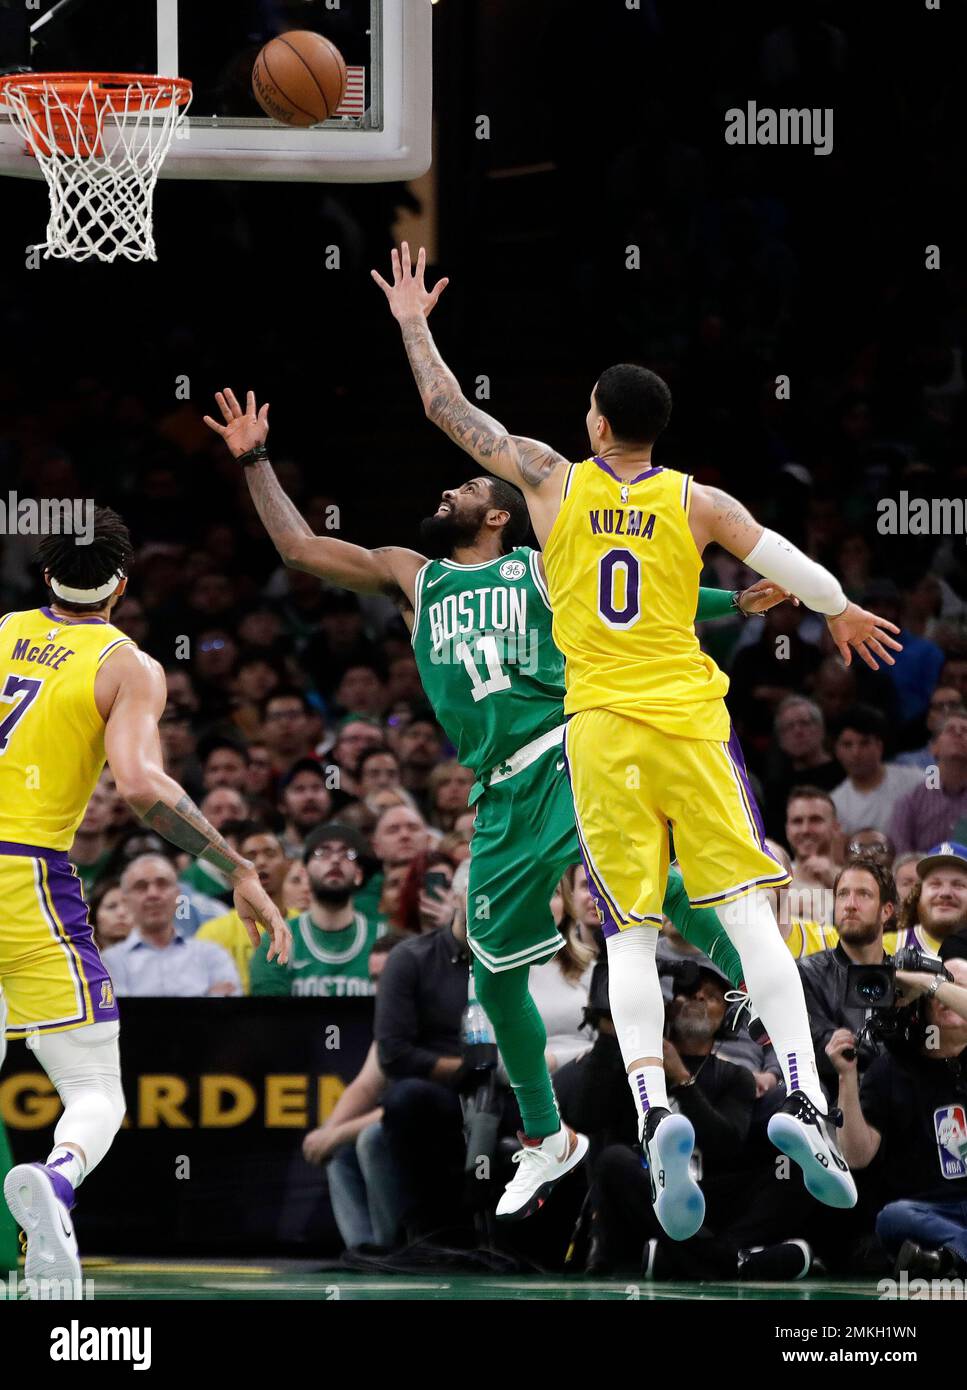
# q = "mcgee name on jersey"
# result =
<box><xmin>11</xmin><ymin>637</ymin><xmax>76</xmax><ymax>669</ymax></box>
<box><xmin>588</xmin><ymin>508</ymin><xmax>656</xmax><ymax>538</ymax></box>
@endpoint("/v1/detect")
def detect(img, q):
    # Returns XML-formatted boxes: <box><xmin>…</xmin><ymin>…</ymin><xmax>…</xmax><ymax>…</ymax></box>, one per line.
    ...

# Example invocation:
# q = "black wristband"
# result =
<box><xmin>730</xmin><ymin>590</ymin><xmax>749</xmax><ymax>618</ymax></box>
<box><xmin>236</xmin><ymin>444</ymin><xmax>269</xmax><ymax>467</ymax></box>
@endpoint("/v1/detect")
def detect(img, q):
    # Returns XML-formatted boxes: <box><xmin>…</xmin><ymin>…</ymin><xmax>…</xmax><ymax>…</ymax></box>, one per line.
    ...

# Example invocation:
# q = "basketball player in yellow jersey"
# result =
<box><xmin>375</xmin><ymin>243</ymin><xmax>903</xmax><ymax>1239</ymax></box>
<box><xmin>0</xmin><ymin>508</ymin><xmax>290</xmax><ymax>1294</ymax></box>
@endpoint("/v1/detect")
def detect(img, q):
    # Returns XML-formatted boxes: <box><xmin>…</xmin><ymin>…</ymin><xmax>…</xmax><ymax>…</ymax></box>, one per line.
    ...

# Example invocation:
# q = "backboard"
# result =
<box><xmin>0</xmin><ymin>0</ymin><xmax>432</xmax><ymax>182</ymax></box>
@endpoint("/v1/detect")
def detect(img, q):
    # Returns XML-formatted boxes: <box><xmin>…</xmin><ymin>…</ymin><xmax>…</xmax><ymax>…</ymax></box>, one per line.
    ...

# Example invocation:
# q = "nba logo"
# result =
<box><xmin>99</xmin><ymin>980</ymin><xmax>115</xmax><ymax>1009</ymax></box>
<box><xmin>934</xmin><ymin>1105</ymin><xmax>967</xmax><ymax>1179</ymax></box>
<box><xmin>620</xmin><ymin>485</ymin><xmax>629</xmax><ymax>503</ymax></box>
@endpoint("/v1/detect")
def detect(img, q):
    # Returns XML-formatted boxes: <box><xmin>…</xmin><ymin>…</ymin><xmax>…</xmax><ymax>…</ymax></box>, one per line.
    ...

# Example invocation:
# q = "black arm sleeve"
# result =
<box><xmin>374</xmin><ymin>947</ymin><xmax>446</xmax><ymax>1080</ymax></box>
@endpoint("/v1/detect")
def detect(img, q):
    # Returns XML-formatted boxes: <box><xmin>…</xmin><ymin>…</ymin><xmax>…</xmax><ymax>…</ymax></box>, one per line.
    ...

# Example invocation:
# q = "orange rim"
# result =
<box><xmin>0</xmin><ymin>71</ymin><xmax>192</xmax><ymax>110</ymax></box>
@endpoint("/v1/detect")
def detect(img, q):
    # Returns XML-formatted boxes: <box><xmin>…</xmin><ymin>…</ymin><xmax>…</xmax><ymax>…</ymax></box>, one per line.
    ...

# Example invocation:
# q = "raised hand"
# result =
<box><xmin>371</xmin><ymin>241</ymin><xmax>449</xmax><ymax>322</ymax></box>
<box><xmin>826</xmin><ymin>602</ymin><xmax>902</xmax><ymax>670</ymax></box>
<box><xmin>203</xmin><ymin>387</ymin><xmax>269</xmax><ymax>459</ymax></box>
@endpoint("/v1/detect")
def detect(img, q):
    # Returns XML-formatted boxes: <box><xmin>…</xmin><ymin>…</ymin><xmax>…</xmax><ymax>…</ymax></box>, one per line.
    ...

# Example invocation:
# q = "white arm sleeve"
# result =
<box><xmin>742</xmin><ymin>529</ymin><xmax>848</xmax><ymax>617</ymax></box>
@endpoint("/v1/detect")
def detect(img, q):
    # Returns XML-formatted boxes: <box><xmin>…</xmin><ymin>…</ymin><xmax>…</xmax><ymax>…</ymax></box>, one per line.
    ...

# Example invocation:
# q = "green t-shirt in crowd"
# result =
<box><xmin>249</xmin><ymin>908</ymin><xmax>382</xmax><ymax>998</ymax></box>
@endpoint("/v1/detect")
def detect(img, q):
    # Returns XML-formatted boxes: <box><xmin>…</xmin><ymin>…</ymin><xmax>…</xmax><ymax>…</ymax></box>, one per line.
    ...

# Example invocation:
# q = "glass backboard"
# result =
<box><xmin>0</xmin><ymin>0</ymin><xmax>432</xmax><ymax>181</ymax></box>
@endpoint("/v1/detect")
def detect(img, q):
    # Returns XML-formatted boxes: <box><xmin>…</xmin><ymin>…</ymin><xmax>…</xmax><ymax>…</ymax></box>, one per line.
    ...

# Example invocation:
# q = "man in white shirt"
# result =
<box><xmin>831</xmin><ymin>704</ymin><xmax>921</xmax><ymax>835</ymax></box>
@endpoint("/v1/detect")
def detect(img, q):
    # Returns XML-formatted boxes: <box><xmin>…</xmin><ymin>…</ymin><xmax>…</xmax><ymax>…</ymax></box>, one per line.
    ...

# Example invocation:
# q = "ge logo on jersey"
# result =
<box><xmin>499</xmin><ymin>560</ymin><xmax>526</xmax><ymax>581</ymax></box>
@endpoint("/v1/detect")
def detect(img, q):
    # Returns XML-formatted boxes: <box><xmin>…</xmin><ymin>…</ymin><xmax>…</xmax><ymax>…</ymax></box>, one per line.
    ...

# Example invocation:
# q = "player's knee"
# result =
<box><xmin>34</xmin><ymin>1021</ymin><xmax>124</xmax><ymax>1113</ymax></box>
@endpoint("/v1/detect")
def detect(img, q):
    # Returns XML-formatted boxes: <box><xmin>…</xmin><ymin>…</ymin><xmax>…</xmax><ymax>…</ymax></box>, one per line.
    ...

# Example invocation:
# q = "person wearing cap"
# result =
<box><xmin>250</xmin><ymin>824</ymin><xmax>382</xmax><ymax>998</ymax></box>
<box><xmin>888</xmin><ymin>709</ymin><xmax>967</xmax><ymax>856</ymax></box>
<box><xmin>278</xmin><ymin>757</ymin><xmax>334</xmax><ymax>858</ymax></box>
<box><xmin>860</xmin><ymin>579</ymin><xmax>944</xmax><ymax>727</ymax></box>
<box><xmin>894</xmin><ymin>842</ymin><xmax>967</xmax><ymax>957</ymax></box>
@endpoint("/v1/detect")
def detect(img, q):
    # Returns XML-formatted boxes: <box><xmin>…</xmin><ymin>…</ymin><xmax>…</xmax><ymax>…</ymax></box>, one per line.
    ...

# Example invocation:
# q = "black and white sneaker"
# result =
<box><xmin>641</xmin><ymin>1108</ymin><xmax>705</xmax><ymax>1242</ymax></box>
<box><xmin>767</xmin><ymin>1090</ymin><xmax>857</xmax><ymax>1209</ymax></box>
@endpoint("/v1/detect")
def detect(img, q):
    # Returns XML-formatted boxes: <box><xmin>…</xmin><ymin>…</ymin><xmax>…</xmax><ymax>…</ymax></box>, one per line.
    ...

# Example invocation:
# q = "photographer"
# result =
<box><xmin>798</xmin><ymin>860</ymin><xmax>897</xmax><ymax>1098</ymax></box>
<box><xmin>827</xmin><ymin>957</ymin><xmax>967</xmax><ymax>1278</ymax></box>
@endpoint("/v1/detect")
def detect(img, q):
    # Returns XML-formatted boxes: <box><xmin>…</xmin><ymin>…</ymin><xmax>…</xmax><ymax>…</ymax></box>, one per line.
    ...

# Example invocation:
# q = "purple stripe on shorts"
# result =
<box><xmin>43</xmin><ymin>859</ymin><xmax>119</xmax><ymax>1024</ymax></box>
<box><xmin>725</xmin><ymin>726</ymin><xmax>770</xmax><ymax>853</ymax></box>
<box><xmin>561</xmin><ymin>724</ymin><xmax>625</xmax><ymax>938</ymax></box>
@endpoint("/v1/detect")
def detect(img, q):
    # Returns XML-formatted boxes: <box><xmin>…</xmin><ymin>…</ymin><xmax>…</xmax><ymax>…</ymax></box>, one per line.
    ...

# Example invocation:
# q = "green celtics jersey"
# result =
<box><xmin>249</xmin><ymin>909</ymin><xmax>381</xmax><ymax>998</ymax></box>
<box><xmin>411</xmin><ymin>547</ymin><xmax>564</xmax><ymax>776</ymax></box>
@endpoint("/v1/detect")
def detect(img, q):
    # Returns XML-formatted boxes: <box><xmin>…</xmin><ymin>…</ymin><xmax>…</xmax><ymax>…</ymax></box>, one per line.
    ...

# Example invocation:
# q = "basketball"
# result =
<box><xmin>251</xmin><ymin>30</ymin><xmax>347</xmax><ymax>127</ymax></box>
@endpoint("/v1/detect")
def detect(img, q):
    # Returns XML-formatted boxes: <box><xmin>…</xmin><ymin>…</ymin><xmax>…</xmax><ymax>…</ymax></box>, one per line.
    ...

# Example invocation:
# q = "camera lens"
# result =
<box><xmin>857</xmin><ymin>977</ymin><xmax>887</xmax><ymax>1004</ymax></box>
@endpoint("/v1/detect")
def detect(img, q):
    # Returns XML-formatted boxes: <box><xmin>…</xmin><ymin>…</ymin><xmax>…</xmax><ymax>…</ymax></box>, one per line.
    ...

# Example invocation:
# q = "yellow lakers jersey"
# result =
<box><xmin>542</xmin><ymin>460</ymin><xmax>731</xmax><ymax>739</ymax></box>
<box><xmin>0</xmin><ymin>607</ymin><xmax>134</xmax><ymax>850</ymax></box>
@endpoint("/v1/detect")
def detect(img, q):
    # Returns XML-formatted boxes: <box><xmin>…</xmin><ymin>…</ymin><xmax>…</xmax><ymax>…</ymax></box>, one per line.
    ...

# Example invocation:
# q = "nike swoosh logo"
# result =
<box><xmin>58</xmin><ymin>1211</ymin><xmax>72</xmax><ymax>1239</ymax></box>
<box><xmin>426</xmin><ymin>574</ymin><xmax>448</xmax><ymax>588</ymax></box>
<box><xmin>556</xmin><ymin>760</ymin><xmax>565</xmax><ymax>771</ymax></box>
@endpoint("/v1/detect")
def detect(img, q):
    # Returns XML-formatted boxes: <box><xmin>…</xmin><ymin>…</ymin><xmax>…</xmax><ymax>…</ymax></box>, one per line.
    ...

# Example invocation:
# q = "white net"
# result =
<box><xmin>0</xmin><ymin>76</ymin><xmax>192</xmax><ymax>264</ymax></box>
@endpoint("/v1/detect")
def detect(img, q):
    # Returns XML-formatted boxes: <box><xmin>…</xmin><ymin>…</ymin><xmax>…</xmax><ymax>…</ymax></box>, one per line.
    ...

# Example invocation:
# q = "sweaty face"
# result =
<box><xmin>418</xmin><ymin>478</ymin><xmax>493</xmax><ymax>556</ymax></box>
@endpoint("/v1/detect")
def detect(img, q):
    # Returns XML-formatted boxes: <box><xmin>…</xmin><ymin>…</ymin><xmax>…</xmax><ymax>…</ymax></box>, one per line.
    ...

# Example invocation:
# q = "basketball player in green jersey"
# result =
<box><xmin>205</xmin><ymin>388</ymin><xmax>790</xmax><ymax>1219</ymax></box>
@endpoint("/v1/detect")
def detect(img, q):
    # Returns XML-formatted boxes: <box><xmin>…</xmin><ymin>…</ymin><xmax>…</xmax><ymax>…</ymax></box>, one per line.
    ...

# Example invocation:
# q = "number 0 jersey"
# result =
<box><xmin>410</xmin><ymin>547</ymin><xmax>564</xmax><ymax>777</ymax></box>
<box><xmin>0</xmin><ymin>606</ymin><xmax>134</xmax><ymax>850</ymax></box>
<box><xmin>542</xmin><ymin>459</ymin><xmax>731</xmax><ymax>741</ymax></box>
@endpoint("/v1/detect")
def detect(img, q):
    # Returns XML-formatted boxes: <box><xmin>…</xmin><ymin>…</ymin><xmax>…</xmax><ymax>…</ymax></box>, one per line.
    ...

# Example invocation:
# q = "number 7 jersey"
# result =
<box><xmin>542</xmin><ymin>459</ymin><xmax>731</xmax><ymax>741</ymax></box>
<box><xmin>0</xmin><ymin>606</ymin><xmax>134</xmax><ymax>849</ymax></box>
<box><xmin>410</xmin><ymin>548</ymin><xmax>566</xmax><ymax>777</ymax></box>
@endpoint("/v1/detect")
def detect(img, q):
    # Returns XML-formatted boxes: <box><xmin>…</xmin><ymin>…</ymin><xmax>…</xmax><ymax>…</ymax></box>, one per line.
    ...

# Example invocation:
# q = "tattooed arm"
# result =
<box><xmin>371</xmin><ymin>244</ymin><xmax>568</xmax><ymax>506</ymax></box>
<box><xmin>204</xmin><ymin>388</ymin><xmax>425</xmax><ymax>613</ymax></box>
<box><xmin>99</xmin><ymin>648</ymin><xmax>290</xmax><ymax>961</ymax></box>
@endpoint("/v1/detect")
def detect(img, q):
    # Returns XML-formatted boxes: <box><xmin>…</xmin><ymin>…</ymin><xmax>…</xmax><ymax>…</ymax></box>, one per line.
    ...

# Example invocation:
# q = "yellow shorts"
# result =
<box><xmin>0</xmin><ymin>843</ymin><xmax>118</xmax><ymax>1037</ymax></box>
<box><xmin>562</xmin><ymin>710</ymin><xmax>789</xmax><ymax>932</ymax></box>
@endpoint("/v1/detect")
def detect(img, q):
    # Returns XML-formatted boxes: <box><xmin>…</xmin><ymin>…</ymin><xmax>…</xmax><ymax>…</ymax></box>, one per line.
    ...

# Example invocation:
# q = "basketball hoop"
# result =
<box><xmin>0</xmin><ymin>72</ymin><xmax>192</xmax><ymax>263</ymax></box>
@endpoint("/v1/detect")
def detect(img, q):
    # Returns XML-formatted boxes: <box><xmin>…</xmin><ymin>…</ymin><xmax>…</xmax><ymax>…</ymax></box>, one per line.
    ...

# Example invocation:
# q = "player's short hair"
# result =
<box><xmin>594</xmin><ymin>364</ymin><xmax>672</xmax><ymax>446</ymax></box>
<box><xmin>35</xmin><ymin>505</ymin><xmax>134</xmax><ymax>614</ymax></box>
<box><xmin>487</xmin><ymin>478</ymin><xmax>530</xmax><ymax>553</ymax></box>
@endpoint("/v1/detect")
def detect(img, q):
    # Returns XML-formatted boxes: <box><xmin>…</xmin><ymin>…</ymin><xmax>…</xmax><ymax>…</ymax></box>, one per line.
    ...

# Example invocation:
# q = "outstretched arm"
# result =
<box><xmin>101</xmin><ymin>649</ymin><xmax>290</xmax><ymax>963</ymax></box>
<box><xmin>371</xmin><ymin>243</ymin><xmax>567</xmax><ymax>498</ymax></box>
<box><xmin>690</xmin><ymin>482</ymin><xmax>902</xmax><ymax>670</ymax></box>
<box><xmin>204</xmin><ymin>388</ymin><xmax>425</xmax><ymax>610</ymax></box>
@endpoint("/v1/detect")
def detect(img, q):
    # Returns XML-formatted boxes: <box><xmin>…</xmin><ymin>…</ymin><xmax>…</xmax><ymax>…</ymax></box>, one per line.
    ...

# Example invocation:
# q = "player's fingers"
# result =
<box><xmin>246</xmin><ymin>389</ymin><xmax>257</xmax><ymax>417</ymax></box>
<box><xmin>223</xmin><ymin>387</ymin><xmax>242</xmax><ymax>417</ymax></box>
<box><xmin>876</xmin><ymin>630</ymin><xmax>903</xmax><ymax>651</ymax></box>
<box><xmin>240</xmin><ymin>914</ymin><xmax>259</xmax><ymax>949</ymax></box>
<box><xmin>836</xmin><ymin>640</ymin><xmax>852</xmax><ymax>667</ymax></box>
<box><xmin>202</xmin><ymin>415</ymin><xmax>225</xmax><ymax>436</ymax></box>
<box><xmin>416</xmin><ymin>245</ymin><xmax>426</xmax><ymax>279</ymax></box>
<box><xmin>390</xmin><ymin>248</ymin><xmax>400</xmax><ymax>284</ymax></box>
<box><xmin>867</xmin><ymin>636</ymin><xmax>896</xmax><ymax>666</ymax></box>
<box><xmin>401</xmin><ymin>240</ymin><xmax>411</xmax><ymax>275</ymax></box>
<box><xmin>854</xmin><ymin>640</ymin><xmax>879</xmax><ymax>671</ymax></box>
<box><xmin>429</xmin><ymin>277</ymin><xmax>449</xmax><ymax>307</ymax></box>
<box><xmin>258</xmin><ymin>402</ymin><xmax>270</xmax><ymax>424</ymax></box>
<box><xmin>370</xmin><ymin>269</ymin><xmax>391</xmax><ymax>292</ymax></box>
<box><xmin>213</xmin><ymin>390</ymin><xmax>233</xmax><ymax>424</ymax></box>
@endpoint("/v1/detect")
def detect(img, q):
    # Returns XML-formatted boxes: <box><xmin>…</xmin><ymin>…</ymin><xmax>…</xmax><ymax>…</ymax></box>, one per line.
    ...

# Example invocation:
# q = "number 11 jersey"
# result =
<box><xmin>410</xmin><ymin>547</ymin><xmax>565</xmax><ymax>776</ymax></box>
<box><xmin>542</xmin><ymin>459</ymin><xmax>731</xmax><ymax>742</ymax></box>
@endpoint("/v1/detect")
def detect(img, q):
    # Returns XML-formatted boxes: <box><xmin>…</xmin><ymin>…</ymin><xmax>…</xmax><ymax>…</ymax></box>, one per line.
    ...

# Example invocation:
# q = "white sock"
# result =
<box><xmin>45</xmin><ymin>1145</ymin><xmax>85</xmax><ymax>1190</ymax></box>
<box><xmin>627</xmin><ymin>1065</ymin><xmax>669</xmax><ymax>1124</ymax></box>
<box><xmin>605</xmin><ymin>926</ymin><xmax>669</xmax><ymax>1125</ymax></box>
<box><xmin>715</xmin><ymin>891</ymin><xmax>825</xmax><ymax>1109</ymax></box>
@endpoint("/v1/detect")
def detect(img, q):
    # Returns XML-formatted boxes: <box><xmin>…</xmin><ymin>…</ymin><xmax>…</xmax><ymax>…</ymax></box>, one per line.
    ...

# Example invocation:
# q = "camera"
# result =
<box><xmin>845</xmin><ymin>945</ymin><xmax>953</xmax><ymax>1057</ymax></box>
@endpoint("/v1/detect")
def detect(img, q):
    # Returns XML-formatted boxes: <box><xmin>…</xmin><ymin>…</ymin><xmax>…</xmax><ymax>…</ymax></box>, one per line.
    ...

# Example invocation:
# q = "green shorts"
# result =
<box><xmin>466</xmin><ymin>738</ymin><xmax>581</xmax><ymax>974</ymax></box>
